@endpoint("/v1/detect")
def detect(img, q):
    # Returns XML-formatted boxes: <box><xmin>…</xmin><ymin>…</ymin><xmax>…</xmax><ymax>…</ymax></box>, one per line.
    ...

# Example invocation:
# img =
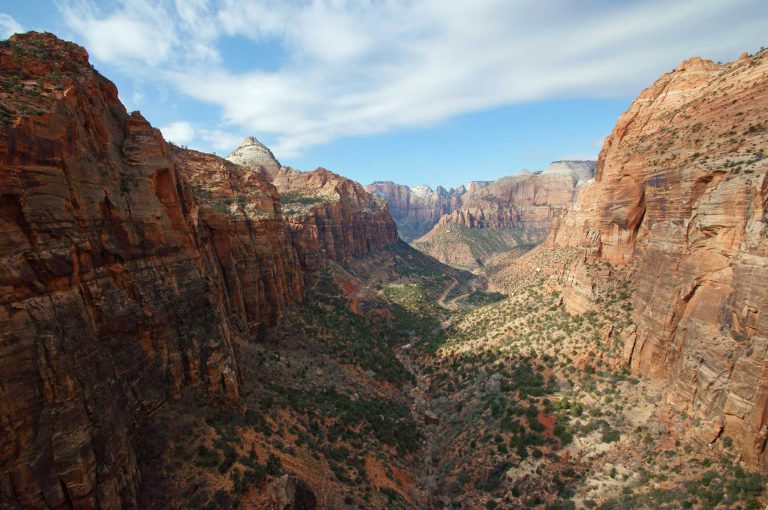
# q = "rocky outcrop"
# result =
<box><xmin>442</xmin><ymin>162</ymin><xmax>595</xmax><ymax>232</ymax></box>
<box><xmin>228</xmin><ymin>140</ymin><xmax>399</xmax><ymax>271</ymax></box>
<box><xmin>0</xmin><ymin>33</ymin><xmax>304</xmax><ymax>508</ymax></box>
<box><xmin>413</xmin><ymin>162</ymin><xmax>594</xmax><ymax>270</ymax></box>
<box><xmin>225</xmin><ymin>136</ymin><xmax>281</xmax><ymax>180</ymax></box>
<box><xmin>364</xmin><ymin>181</ymin><xmax>484</xmax><ymax>241</ymax></box>
<box><xmin>550</xmin><ymin>52</ymin><xmax>768</xmax><ymax>466</ymax></box>
<box><xmin>266</xmin><ymin>475</ymin><xmax>317</xmax><ymax>510</ymax></box>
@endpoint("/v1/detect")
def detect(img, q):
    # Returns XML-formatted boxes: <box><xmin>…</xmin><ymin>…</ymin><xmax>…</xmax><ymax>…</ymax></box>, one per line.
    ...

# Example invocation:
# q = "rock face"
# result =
<box><xmin>364</xmin><ymin>181</ymin><xmax>484</xmax><ymax>241</ymax></box>
<box><xmin>0</xmin><ymin>33</ymin><xmax>304</xmax><ymax>508</ymax></box>
<box><xmin>266</xmin><ymin>475</ymin><xmax>317</xmax><ymax>510</ymax></box>
<box><xmin>439</xmin><ymin>162</ymin><xmax>595</xmax><ymax>231</ymax></box>
<box><xmin>550</xmin><ymin>52</ymin><xmax>768</xmax><ymax>466</ymax></box>
<box><xmin>171</xmin><ymin>147</ymin><xmax>305</xmax><ymax>329</ymax></box>
<box><xmin>228</xmin><ymin>140</ymin><xmax>399</xmax><ymax>271</ymax></box>
<box><xmin>413</xmin><ymin>162</ymin><xmax>595</xmax><ymax>270</ymax></box>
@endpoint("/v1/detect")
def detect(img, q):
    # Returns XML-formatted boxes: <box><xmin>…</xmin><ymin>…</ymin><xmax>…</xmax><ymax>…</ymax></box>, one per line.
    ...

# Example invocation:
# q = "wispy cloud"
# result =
<box><xmin>0</xmin><ymin>13</ymin><xmax>23</xmax><ymax>39</ymax></box>
<box><xmin>57</xmin><ymin>0</ymin><xmax>768</xmax><ymax>158</ymax></box>
<box><xmin>160</xmin><ymin>121</ymin><xmax>195</xmax><ymax>146</ymax></box>
<box><xmin>160</xmin><ymin>120</ymin><xmax>243</xmax><ymax>153</ymax></box>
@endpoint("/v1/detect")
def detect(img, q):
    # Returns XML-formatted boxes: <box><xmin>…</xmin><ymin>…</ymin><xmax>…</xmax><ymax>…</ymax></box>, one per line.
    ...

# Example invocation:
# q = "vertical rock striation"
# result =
<box><xmin>436</xmin><ymin>162</ymin><xmax>595</xmax><ymax>232</ymax></box>
<box><xmin>550</xmin><ymin>52</ymin><xmax>768</xmax><ymax>466</ymax></box>
<box><xmin>364</xmin><ymin>181</ymin><xmax>480</xmax><ymax>241</ymax></box>
<box><xmin>0</xmin><ymin>33</ymin><xmax>305</xmax><ymax>508</ymax></box>
<box><xmin>170</xmin><ymin>147</ymin><xmax>305</xmax><ymax>329</ymax></box>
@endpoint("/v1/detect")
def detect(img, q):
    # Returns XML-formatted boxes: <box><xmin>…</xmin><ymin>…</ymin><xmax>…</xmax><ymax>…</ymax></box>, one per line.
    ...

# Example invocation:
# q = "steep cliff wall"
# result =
<box><xmin>228</xmin><ymin>141</ymin><xmax>399</xmax><ymax>271</ymax></box>
<box><xmin>364</xmin><ymin>181</ymin><xmax>480</xmax><ymax>241</ymax></box>
<box><xmin>171</xmin><ymin>147</ymin><xmax>305</xmax><ymax>329</ymax></box>
<box><xmin>275</xmin><ymin>167</ymin><xmax>399</xmax><ymax>271</ymax></box>
<box><xmin>550</xmin><ymin>52</ymin><xmax>768</xmax><ymax>466</ymax></box>
<box><xmin>0</xmin><ymin>33</ymin><xmax>304</xmax><ymax>508</ymax></box>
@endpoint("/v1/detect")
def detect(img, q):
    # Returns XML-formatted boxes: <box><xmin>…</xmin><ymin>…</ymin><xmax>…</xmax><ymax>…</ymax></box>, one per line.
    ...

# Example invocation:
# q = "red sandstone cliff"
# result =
<box><xmin>171</xmin><ymin>147</ymin><xmax>305</xmax><ymax>328</ymax></box>
<box><xmin>550</xmin><ymin>52</ymin><xmax>768</xmax><ymax>466</ymax></box>
<box><xmin>0</xmin><ymin>33</ymin><xmax>304</xmax><ymax>508</ymax></box>
<box><xmin>228</xmin><ymin>140</ymin><xmax>399</xmax><ymax>271</ymax></box>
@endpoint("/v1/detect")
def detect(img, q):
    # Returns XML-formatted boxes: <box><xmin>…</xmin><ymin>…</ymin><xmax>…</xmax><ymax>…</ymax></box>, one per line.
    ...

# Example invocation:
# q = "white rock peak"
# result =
<box><xmin>226</xmin><ymin>136</ymin><xmax>281</xmax><ymax>177</ymax></box>
<box><xmin>541</xmin><ymin>160</ymin><xmax>596</xmax><ymax>183</ymax></box>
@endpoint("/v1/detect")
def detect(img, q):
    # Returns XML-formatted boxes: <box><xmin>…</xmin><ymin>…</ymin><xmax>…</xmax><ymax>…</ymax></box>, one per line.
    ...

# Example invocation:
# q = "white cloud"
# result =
<box><xmin>160</xmin><ymin>121</ymin><xmax>195</xmax><ymax>146</ymax></box>
<box><xmin>58</xmin><ymin>0</ymin><xmax>180</xmax><ymax>65</ymax></box>
<box><xmin>131</xmin><ymin>90</ymin><xmax>145</xmax><ymax>107</ymax></box>
<box><xmin>159</xmin><ymin>120</ymin><xmax>241</xmax><ymax>152</ymax></box>
<box><xmin>58</xmin><ymin>0</ymin><xmax>768</xmax><ymax>158</ymax></box>
<box><xmin>0</xmin><ymin>13</ymin><xmax>23</xmax><ymax>39</ymax></box>
<box><xmin>198</xmin><ymin>128</ymin><xmax>243</xmax><ymax>153</ymax></box>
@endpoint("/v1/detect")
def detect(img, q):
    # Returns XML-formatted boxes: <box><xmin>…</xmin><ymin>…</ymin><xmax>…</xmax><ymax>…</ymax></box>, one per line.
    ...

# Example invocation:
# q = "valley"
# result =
<box><xmin>133</xmin><ymin>241</ymin><xmax>766</xmax><ymax>509</ymax></box>
<box><xmin>0</xmin><ymin>31</ymin><xmax>767</xmax><ymax>510</ymax></box>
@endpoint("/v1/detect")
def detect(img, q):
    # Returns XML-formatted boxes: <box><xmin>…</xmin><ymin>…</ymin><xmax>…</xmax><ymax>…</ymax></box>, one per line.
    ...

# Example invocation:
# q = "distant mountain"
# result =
<box><xmin>364</xmin><ymin>180</ymin><xmax>489</xmax><ymax>241</ymax></box>
<box><xmin>226</xmin><ymin>135</ymin><xmax>282</xmax><ymax>179</ymax></box>
<box><xmin>227</xmin><ymin>138</ymin><xmax>398</xmax><ymax>271</ymax></box>
<box><xmin>411</xmin><ymin>161</ymin><xmax>595</xmax><ymax>270</ymax></box>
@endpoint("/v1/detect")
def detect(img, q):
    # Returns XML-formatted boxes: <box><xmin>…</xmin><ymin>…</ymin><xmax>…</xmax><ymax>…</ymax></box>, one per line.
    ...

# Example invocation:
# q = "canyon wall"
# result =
<box><xmin>550</xmin><ymin>52</ymin><xmax>768</xmax><ymax>466</ymax></box>
<box><xmin>439</xmin><ymin>162</ymin><xmax>595</xmax><ymax>232</ymax></box>
<box><xmin>0</xmin><ymin>33</ymin><xmax>401</xmax><ymax>509</ymax></box>
<box><xmin>171</xmin><ymin>147</ymin><xmax>305</xmax><ymax>329</ymax></box>
<box><xmin>0</xmin><ymin>33</ymin><xmax>305</xmax><ymax>508</ymax></box>
<box><xmin>364</xmin><ymin>181</ymin><xmax>483</xmax><ymax>241</ymax></box>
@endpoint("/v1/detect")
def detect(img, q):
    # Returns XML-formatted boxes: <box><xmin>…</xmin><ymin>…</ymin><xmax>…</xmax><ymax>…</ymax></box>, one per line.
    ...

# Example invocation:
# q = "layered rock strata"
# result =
<box><xmin>413</xmin><ymin>162</ymin><xmax>594</xmax><ymax>269</ymax></box>
<box><xmin>364</xmin><ymin>181</ymin><xmax>485</xmax><ymax>241</ymax></box>
<box><xmin>0</xmin><ymin>33</ymin><xmax>304</xmax><ymax>508</ymax></box>
<box><xmin>550</xmin><ymin>53</ymin><xmax>768</xmax><ymax>466</ymax></box>
<box><xmin>170</xmin><ymin>147</ymin><xmax>305</xmax><ymax>329</ymax></box>
<box><xmin>437</xmin><ymin>162</ymin><xmax>594</xmax><ymax>232</ymax></box>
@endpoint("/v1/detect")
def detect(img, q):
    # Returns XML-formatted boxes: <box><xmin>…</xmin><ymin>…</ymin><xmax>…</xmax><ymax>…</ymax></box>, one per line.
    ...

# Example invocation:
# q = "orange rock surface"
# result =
<box><xmin>550</xmin><ymin>52</ymin><xmax>768</xmax><ymax>466</ymax></box>
<box><xmin>171</xmin><ymin>147</ymin><xmax>304</xmax><ymax>329</ymax></box>
<box><xmin>0</xmin><ymin>33</ymin><xmax>305</xmax><ymax>507</ymax></box>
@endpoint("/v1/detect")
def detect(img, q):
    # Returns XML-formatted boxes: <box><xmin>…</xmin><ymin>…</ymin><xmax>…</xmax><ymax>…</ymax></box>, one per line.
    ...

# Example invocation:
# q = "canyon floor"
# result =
<box><xmin>134</xmin><ymin>242</ymin><xmax>767</xmax><ymax>510</ymax></box>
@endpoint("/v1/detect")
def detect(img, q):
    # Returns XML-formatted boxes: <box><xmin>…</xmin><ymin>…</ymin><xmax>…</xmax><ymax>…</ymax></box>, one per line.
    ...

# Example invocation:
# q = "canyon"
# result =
<box><xmin>366</xmin><ymin>161</ymin><xmax>594</xmax><ymax>252</ymax></box>
<box><xmin>364</xmin><ymin>181</ymin><xmax>485</xmax><ymax>242</ymax></box>
<box><xmin>0</xmin><ymin>33</ymin><xmax>396</xmax><ymax>509</ymax></box>
<box><xmin>0</xmin><ymin>31</ymin><xmax>767</xmax><ymax>510</ymax></box>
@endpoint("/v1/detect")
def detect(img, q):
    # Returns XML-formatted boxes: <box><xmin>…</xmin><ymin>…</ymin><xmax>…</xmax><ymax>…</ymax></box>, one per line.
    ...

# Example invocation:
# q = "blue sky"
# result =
<box><xmin>1</xmin><ymin>1</ymin><xmax>766</xmax><ymax>188</ymax></box>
